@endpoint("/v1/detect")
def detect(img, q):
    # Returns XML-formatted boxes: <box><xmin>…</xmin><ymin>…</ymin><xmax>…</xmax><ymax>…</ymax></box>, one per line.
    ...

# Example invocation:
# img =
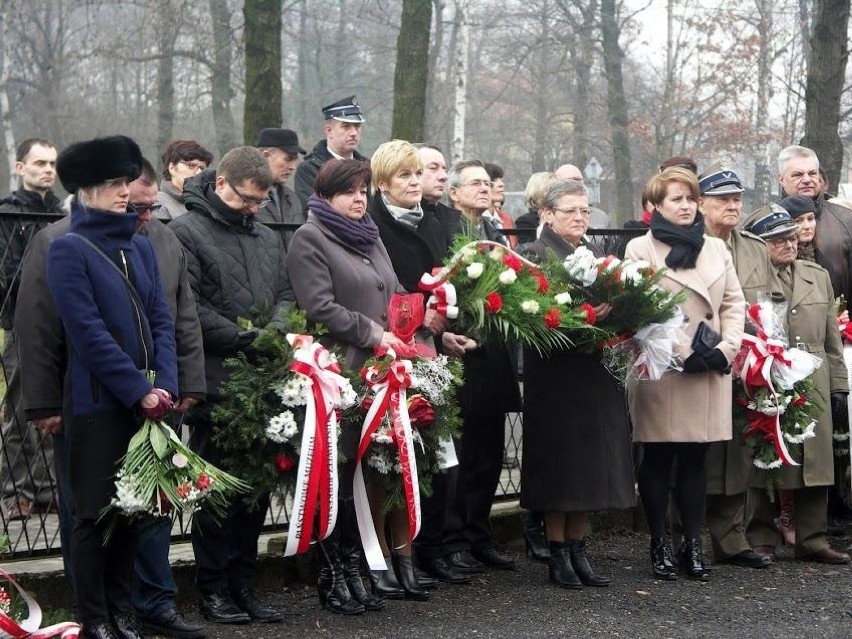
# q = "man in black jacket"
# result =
<box><xmin>255</xmin><ymin>128</ymin><xmax>306</xmax><ymax>249</ymax></box>
<box><xmin>293</xmin><ymin>96</ymin><xmax>370</xmax><ymax>211</ymax></box>
<box><xmin>170</xmin><ymin>147</ymin><xmax>291</xmax><ymax>625</ymax></box>
<box><xmin>16</xmin><ymin>158</ymin><xmax>207</xmax><ymax>639</ymax></box>
<box><xmin>0</xmin><ymin>138</ymin><xmax>63</xmax><ymax>522</ymax></box>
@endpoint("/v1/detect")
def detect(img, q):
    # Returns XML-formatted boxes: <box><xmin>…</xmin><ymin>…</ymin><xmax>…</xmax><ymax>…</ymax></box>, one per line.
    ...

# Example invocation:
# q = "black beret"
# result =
<box><xmin>779</xmin><ymin>194</ymin><xmax>817</xmax><ymax>219</ymax></box>
<box><xmin>57</xmin><ymin>135</ymin><xmax>143</xmax><ymax>193</ymax></box>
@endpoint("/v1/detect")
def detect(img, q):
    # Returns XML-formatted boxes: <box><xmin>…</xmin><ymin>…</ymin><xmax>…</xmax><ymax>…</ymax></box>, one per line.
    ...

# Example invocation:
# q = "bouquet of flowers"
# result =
<box><xmin>101</xmin><ymin>372</ymin><xmax>248</xmax><ymax>539</ymax></box>
<box><xmin>213</xmin><ymin>309</ymin><xmax>358</xmax><ymax>558</ymax></box>
<box><xmin>544</xmin><ymin>246</ymin><xmax>687</xmax><ymax>380</ymax></box>
<box><xmin>732</xmin><ymin>300</ymin><xmax>824</xmax><ymax>494</ymax></box>
<box><xmin>418</xmin><ymin>236</ymin><xmax>610</xmax><ymax>354</ymax></box>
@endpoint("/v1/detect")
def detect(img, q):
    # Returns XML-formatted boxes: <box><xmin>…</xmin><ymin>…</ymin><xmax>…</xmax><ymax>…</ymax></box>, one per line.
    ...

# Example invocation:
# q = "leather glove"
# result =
<box><xmin>703</xmin><ymin>348</ymin><xmax>730</xmax><ymax>372</ymax></box>
<box><xmin>682</xmin><ymin>351</ymin><xmax>710</xmax><ymax>373</ymax></box>
<box><xmin>831</xmin><ymin>392</ymin><xmax>849</xmax><ymax>429</ymax></box>
<box><xmin>140</xmin><ymin>388</ymin><xmax>174</xmax><ymax>420</ymax></box>
<box><xmin>683</xmin><ymin>349</ymin><xmax>729</xmax><ymax>374</ymax></box>
<box><xmin>236</xmin><ymin>328</ymin><xmax>259</xmax><ymax>351</ymax></box>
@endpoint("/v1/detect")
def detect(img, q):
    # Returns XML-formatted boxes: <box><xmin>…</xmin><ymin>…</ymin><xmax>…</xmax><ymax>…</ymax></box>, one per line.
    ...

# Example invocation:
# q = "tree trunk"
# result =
<box><xmin>0</xmin><ymin>4</ymin><xmax>16</xmax><ymax>192</ymax></box>
<box><xmin>243</xmin><ymin>0</ymin><xmax>283</xmax><ymax>145</ymax></box>
<box><xmin>296</xmin><ymin>0</ymin><xmax>311</xmax><ymax>136</ymax></box>
<box><xmin>800</xmin><ymin>0</ymin><xmax>849</xmax><ymax>192</ymax></box>
<box><xmin>753</xmin><ymin>0</ymin><xmax>773</xmax><ymax>205</ymax></box>
<box><xmin>424</xmin><ymin>0</ymin><xmax>445</xmax><ymax>140</ymax></box>
<box><xmin>572</xmin><ymin>2</ymin><xmax>596</xmax><ymax>169</ymax></box>
<box><xmin>156</xmin><ymin>0</ymin><xmax>176</xmax><ymax>163</ymax></box>
<box><xmin>209</xmin><ymin>0</ymin><xmax>237</xmax><ymax>156</ymax></box>
<box><xmin>600</xmin><ymin>0</ymin><xmax>632</xmax><ymax>225</ymax></box>
<box><xmin>450</xmin><ymin>0</ymin><xmax>469</xmax><ymax>164</ymax></box>
<box><xmin>391</xmin><ymin>0</ymin><xmax>432</xmax><ymax>141</ymax></box>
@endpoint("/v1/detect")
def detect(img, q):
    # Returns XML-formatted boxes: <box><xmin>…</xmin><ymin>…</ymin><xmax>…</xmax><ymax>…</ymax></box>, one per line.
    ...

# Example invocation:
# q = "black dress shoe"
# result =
<box><xmin>723</xmin><ymin>549</ymin><xmax>772</xmax><ymax>569</ymax></box>
<box><xmin>412</xmin><ymin>564</ymin><xmax>439</xmax><ymax>589</ymax></box>
<box><xmin>231</xmin><ymin>587</ymin><xmax>284</xmax><ymax>623</ymax></box>
<box><xmin>471</xmin><ymin>547</ymin><xmax>515</xmax><ymax>570</ymax></box>
<box><xmin>445</xmin><ymin>550</ymin><xmax>486</xmax><ymax>574</ymax></box>
<box><xmin>112</xmin><ymin>613</ymin><xmax>143</xmax><ymax>639</ymax></box>
<box><xmin>81</xmin><ymin>623</ymin><xmax>120</xmax><ymax>639</ymax></box>
<box><xmin>199</xmin><ymin>592</ymin><xmax>251</xmax><ymax>625</ymax></box>
<box><xmin>139</xmin><ymin>608</ymin><xmax>206</xmax><ymax>639</ymax></box>
<box><xmin>420</xmin><ymin>557</ymin><xmax>471</xmax><ymax>584</ymax></box>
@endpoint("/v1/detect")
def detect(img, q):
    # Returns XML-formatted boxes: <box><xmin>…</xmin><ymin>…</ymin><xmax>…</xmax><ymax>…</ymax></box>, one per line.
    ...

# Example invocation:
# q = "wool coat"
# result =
<box><xmin>293</xmin><ymin>140</ymin><xmax>370</xmax><ymax>213</ymax></box>
<box><xmin>813</xmin><ymin>195</ymin><xmax>852</xmax><ymax>304</ymax></box>
<box><xmin>625</xmin><ymin>231</ymin><xmax>745</xmax><ymax>443</ymax></box>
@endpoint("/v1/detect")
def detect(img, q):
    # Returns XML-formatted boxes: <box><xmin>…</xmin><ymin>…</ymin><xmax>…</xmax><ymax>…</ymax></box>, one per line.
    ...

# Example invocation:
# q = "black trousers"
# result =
<box><xmin>74</xmin><ymin>515</ymin><xmax>134</xmax><ymax>627</ymax></box>
<box><xmin>444</xmin><ymin>412</ymin><xmax>506</xmax><ymax>553</ymax></box>
<box><xmin>414</xmin><ymin>466</ymin><xmax>458</xmax><ymax>561</ymax></box>
<box><xmin>190</xmin><ymin>416</ymin><xmax>269</xmax><ymax>596</ymax></box>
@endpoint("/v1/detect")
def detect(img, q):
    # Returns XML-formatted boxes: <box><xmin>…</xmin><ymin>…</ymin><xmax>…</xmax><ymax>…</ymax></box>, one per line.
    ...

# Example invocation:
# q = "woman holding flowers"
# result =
<box><xmin>46</xmin><ymin>136</ymin><xmax>178</xmax><ymax>639</ymax></box>
<box><xmin>742</xmin><ymin>206</ymin><xmax>850</xmax><ymax>564</ymax></box>
<box><xmin>519</xmin><ymin>179</ymin><xmax>634</xmax><ymax>589</ymax></box>
<box><xmin>625</xmin><ymin>167</ymin><xmax>744</xmax><ymax>582</ymax></box>
<box><xmin>286</xmin><ymin>159</ymin><xmax>404</xmax><ymax>614</ymax></box>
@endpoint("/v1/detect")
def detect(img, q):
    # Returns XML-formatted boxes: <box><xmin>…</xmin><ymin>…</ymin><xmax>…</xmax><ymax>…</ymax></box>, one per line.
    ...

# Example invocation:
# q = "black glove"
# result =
<box><xmin>682</xmin><ymin>352</ymin><xmax>710</xmax><ymax>373</ymax></box>
<box><xmin>831</xmin><ymin>392</ymin><xmax>849</xmax><ymax>428</ymax></box>
<box><xmin>236</xmin><ymin>328</ymin><xmax>259</xmax><ymax>351</ymax></box>
<box><xmin>683</xmin><ymin>349</ymin><xmax>729</xmax><ymax>374</ymax></box>
<box><xmin>703</xmin><ymin>348</ymin><xmax>730</xmax><ymax>372</ymax></box>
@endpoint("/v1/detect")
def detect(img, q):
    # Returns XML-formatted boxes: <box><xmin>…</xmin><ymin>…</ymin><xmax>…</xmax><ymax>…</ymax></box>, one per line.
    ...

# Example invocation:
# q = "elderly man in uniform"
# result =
<box><xmin>255</xmin><ymin>128</ymin><xmax>306</xmax><ymax>248</ymax></box>
<box><xmin>743</xmin><ymin>206</ymin><xmax>850</xmax><ymax>564</ymax></box>
<box><xmin>688</xmin><ymin>164</ymin><xmax>782</xmax><ymax>569</ymax></box>
<box><xmin>294</xmin><ymin>96</ymin><xmax>369</xmax><ymax>211</ymax></box>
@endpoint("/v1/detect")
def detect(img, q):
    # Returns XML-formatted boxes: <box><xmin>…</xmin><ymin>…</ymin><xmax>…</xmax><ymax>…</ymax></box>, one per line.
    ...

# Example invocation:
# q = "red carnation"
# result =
<box><xmin>792</xmin><ymin>394</ymin><xmax>807</xmax><ymax>407</ymax></box>
<box><xmin>601</xmin><ymin>256</ymin><xmax>616</xmax><ymax>270</ymax></box>
<box><xmin>195</xmin><ymin>473</ymin><xmax>212</xmax><ymax>491</ymax></box>
<box><xmin>543</xmin><ymin>307</ymin><xmax>562</xmax><ymax>329</ymax></box>
<box><xmin>275</xmin><ymin>454</ymin><xmax>296</xmax><ymax>473</ymax></box>
<box><xmin>535</xmin><ymin>272</ymin><xmax>550</xmax><ymax>294</ymax></box>
<box><xmin>360</xmin><ymin>396</ymin><xmax>374</xmax><ymax>414</ymax></box>
<box><xmin>581</xmin><ymin>303</ymin><xmax>596</xmax><ymax>325</ymax></box>
<box><xmin>502</xmin><ymin>254</ymin><xmax>522</xmax><ymax>272</ymax></box>
<box><xmin>485</xmin><ymin>292</ymin><xmax>503</xmax><ymax>313</ymax></box>
<box><xmin>408</xmin><ymin>394</ymin><xmax>436</xmax><ymax>428</ymax></box>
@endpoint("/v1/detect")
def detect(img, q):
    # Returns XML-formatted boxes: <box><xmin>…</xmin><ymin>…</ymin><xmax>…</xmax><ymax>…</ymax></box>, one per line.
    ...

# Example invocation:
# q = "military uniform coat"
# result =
<box><xmin>625</xmin><ymin>231</ymin><xmax>745</xmax><ymax>443</ymax></box>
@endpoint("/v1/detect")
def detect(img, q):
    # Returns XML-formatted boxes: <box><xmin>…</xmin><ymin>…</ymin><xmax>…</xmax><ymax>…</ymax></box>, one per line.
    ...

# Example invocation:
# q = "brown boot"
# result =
<box><xmin>774</xmin><ymin>489</ymin><xmax>796</xmax><ymax>546</ymax></box>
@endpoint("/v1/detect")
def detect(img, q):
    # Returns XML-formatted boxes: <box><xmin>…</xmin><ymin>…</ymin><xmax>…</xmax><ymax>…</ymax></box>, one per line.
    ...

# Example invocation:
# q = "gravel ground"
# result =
<box><xmin>181</xmin><ymin>530</ymin><xmax>852</xmax><ymax>639</ymax></box>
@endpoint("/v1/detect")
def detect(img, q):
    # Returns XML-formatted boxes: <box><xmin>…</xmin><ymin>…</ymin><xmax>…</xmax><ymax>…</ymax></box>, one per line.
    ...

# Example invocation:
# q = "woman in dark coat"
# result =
<box><xmin>286</xmin><ymin>160</ymin><xmax>405</xmax><ymax>615</ymax></box>
<box><xmin>46</xmin><ymin>136</ymin><xmax>178</xmax><ymax>639</ymax></box>
<box><xmin>520</xmin><ymin>179</ymin><xmax>634</xmax><ymax>589</ymax></box>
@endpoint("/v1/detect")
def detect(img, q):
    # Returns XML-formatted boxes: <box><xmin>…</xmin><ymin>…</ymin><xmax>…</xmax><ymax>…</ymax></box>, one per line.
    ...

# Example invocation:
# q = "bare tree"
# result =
<box><xmin>243</xmin><ymin>0</ymin><xmax>282</xmax><ymax>144</ymax></box>
<box><xmin>391</xmin><ymin>0</ymin><xmax>433</xmax><ymax>140</ymax></box>
<box><xmin>209</xmin><ymin>0</ymin><xmax>237</xmax><ymax>155</ymax></box>
<box><xmin>0</xmin><ymin>3</ymin><xmax>17</xmax><ymax>191</ymax></box>
<box><xmin>450</xmin><ymin>0</ymin><xmax>470</xmax><ymax>163</ymax></box>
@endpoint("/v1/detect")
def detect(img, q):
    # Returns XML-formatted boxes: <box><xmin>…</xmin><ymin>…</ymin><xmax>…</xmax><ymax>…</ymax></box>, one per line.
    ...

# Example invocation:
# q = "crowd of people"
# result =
<box><xmin>1</xmin><ymin>94</ymin><xmax>852</xmax><ymax>638</ymax></box>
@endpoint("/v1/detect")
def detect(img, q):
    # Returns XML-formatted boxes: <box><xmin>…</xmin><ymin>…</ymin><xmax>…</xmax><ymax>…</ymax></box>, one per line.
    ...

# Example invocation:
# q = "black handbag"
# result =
<box><xmin>690</xmin><ymin>320</ymin><xmax>722</xmax><ymax>356</ymax></box>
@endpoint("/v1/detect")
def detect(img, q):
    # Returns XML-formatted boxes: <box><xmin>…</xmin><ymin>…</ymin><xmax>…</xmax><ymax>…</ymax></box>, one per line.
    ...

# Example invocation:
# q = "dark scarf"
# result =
<box><xmin>797</xmin><ymin>241</ymin><xmax>817</xmax><ymax>262</ymax></box>
<box><xmin>308</xmin><ymin>194</ymin><xmax>380</xmax><ymax>252</ymax></box>
<box><xmin>650</xmin><ymin>209</ymin><xmax>705</xmax><ymax>270</ymax></box>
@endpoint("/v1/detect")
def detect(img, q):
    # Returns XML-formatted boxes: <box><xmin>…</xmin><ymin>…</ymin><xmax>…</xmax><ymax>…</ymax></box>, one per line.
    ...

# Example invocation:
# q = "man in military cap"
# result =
<box><xmin>294</xmin><ymin>96</ymin><xmax>370</xmax><ymax>211</ymax></box>
<box><xmin>695</xmin><ymin>164</ymin><xmax>783</xmax><ymax>569</ymax></box>
<box><xmin>256</xmin><ymin>128</ymin><xmax>307</xmax><ymax>247</ymax></box>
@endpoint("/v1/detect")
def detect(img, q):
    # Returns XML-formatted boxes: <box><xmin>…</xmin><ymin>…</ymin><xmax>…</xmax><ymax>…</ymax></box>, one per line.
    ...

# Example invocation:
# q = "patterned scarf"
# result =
<box><xmin>308</xmin><ymin>194</ymin><xmax>380</xmax><ymax>252</ymax></box>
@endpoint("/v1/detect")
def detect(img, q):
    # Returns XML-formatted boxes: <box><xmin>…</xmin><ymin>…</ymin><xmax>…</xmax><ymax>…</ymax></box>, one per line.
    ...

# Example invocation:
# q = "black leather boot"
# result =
<box><xmin>681</xmin><ymin>538</ymin><xmax>709</xmax><ymax>581</ymax></box>
<box><xmin>568</xmin><ymin>539</ymin><xmax>611</xmax><ymax>587</ymax></box>
<box><xmin>392</xmin><ymin>554</ymin><xmax>429</xmax><ymax>601</ymax></box>
<box><xmin>650</xmin><ymin>537</ymin><xmax>678</xmax><ymax>581</ymax></box>
<box><xmin>317</xmin><ymin>541</ymin><xmax>365</xmax><ymax>615</ymax></box>
<box><xmin>343</xmin><ymin>545</ymin><xmax>386</xmax><ymax>611</ymax></box>
<box><xmin>524</xmin><ymin>512</ymin><xmax>550</xmax><ymax>562</ymax></box>
<box><xmin>547</xmin><ymin>541</ymin><xmax>582</xmax><ymax>589</ymax></box>
<box><xmin>370</xmin><ymin>557</ymin><xmax>406</xmax><ymax>600</ymax></box>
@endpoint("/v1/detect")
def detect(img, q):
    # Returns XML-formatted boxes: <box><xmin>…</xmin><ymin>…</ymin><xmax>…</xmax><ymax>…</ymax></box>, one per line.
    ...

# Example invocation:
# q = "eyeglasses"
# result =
<box><xmin>459</xmin><ymin>179</ymin><xmax>493</xmax><ymax>189</ymax></box>
<box><xmin>227</xmin><ymin>179</ymin><xmax>270</xmax><ymax>208</ymax></box>
<box><xmin>129</xmin><ymin>202</ymin><xmax>164</xmax><ymax>215</ymax></box>
<box><xmin>179</xmin><ymin>160</ymin><xmax>207</xmax><ymax>172</ymax></box>
<box><xmin>766</xmin><ymin>236</ymin><xmax>798</xmax><ymax>247</ymax></box>
<box><xmin>552</xmin><ymin>207</ymin><xmax>591</xmax><ymax>218</ymax></box>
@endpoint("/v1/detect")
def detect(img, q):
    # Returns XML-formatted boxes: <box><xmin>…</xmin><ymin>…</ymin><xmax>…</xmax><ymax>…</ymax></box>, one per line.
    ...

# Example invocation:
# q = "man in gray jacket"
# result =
<box><xmin>16</xmin><ymin>158</ymin><xmax>207</xmax><ymax>639</ymax></box>
<box><xmin>255</xmin><ymin>128</ymin><xmax>306</xmax><ymax>249</ymax></box>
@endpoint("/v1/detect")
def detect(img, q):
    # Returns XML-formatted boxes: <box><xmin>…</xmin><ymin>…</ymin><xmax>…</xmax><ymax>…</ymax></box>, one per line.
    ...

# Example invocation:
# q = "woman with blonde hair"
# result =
<box><xmin>514</xmin><ymin>171</ymin><xmax>555</xmax><ymax>244</ymax></box>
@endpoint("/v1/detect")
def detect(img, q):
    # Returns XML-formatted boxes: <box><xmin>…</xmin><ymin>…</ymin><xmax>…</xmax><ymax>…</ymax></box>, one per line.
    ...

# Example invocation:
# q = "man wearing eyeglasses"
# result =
<box><xmin>169</xmin><ymin>146</ymin><xmax>292</xmax><ymax>625</ymax></box>
<box><xmin>16</xmin><ymin>157</ymin><xmax>208</xmax><ymax>638</ymax></box>
<box><xmin>294</xmin><ymin>95</ymin><xmax>370</xmax><ymax>212</ymax></box>
<box><xmin>687</xmin><ymin>164</ymin><xmax>783</xmax><ymax>571</ymax></box>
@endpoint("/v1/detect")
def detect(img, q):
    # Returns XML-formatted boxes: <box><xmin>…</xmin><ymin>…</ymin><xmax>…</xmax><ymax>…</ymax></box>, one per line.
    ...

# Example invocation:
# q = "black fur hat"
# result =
<box><xmin>57</xmin><ymin>135</ymin><xmax>143</xmax><ymax>193</ymax></box>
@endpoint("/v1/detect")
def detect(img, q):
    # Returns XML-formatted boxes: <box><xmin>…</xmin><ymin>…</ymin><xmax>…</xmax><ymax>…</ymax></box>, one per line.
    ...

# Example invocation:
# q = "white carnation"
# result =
<box><xmin>466</xmin><ymin>262</ymin><xmax>484</xmax><ymax>279</ymax></box>
<box><xmin>498</xmin><ymin>269</ymin><xmax>517</xmax><ymax>285</ymax></box>
<box><xmin>521</xmin><ymin>300</ymin><xmax>540</xmax><ymax>314</ymax></box>
<box><xmin>555</xmin><ymin>292</ymin><xmax>572</xmax><ymax>305</ymax></box>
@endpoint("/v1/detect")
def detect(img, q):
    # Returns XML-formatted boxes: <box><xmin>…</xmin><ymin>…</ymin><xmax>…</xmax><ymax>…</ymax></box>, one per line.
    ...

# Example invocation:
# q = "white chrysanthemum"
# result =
<box><xmin>754</xmin><ymin>458</ymin><xmax>783</xmax><ymax>470</ymax></box>
<box><xmin>554</xmin><ymin>292</ymin><xmax>572</xmax><ymax>305</ymax></box>
<box><xmin>498</xmin><ymin>269</ymin><xmax>517</xmax><ymax>285</ymax></box>
<box><xmin>521</xmin><ymin>300</ymin><xmax>540</xmax><ymax>314</ymax></box>
<box><xmin>338</xmin><ymin>379</ymin><xmax>358</xmax><ymax>408</ymax></box>
<box><xmin>371</xmin><ymin>429</ymin><xmax>394</xmax><ymax>445</ymax></box>
<box><xmin>466</xmin><ymin>262</ymin><xmax>484</xmax><ymax>279</ymax></box>
<box><xmin>409</xmin><ymin>356</ymin><xmax>455</xmax><ymax>405</ymax></box>
<box><xmin>368</xmin><ymin>453</ymin><xmax>392</xmax><ymax>474</ymax></box>
<box><xmin>112</xmin><ymin>474</ymin><xmax>149</xmax><ymax>515</ymax></box>
<box><xmin>563</xmin><ymin>246</ymin><xmax>599</xmax><ymax>286</ymax></box>
<box><xmin>619</xmin><ymin>262</ymin><xmax>645</xmax><ymax>285</ymax></box>
<box><xmin>266</xmin><ymin>411</ymin><xmax>298</xmax><ymax>443</ymax></box>
<box><xmin>274</xmin><ymin>376</ymin><xmax>310</xmax><ymax>407</ymax></box>
<box><xmin>784</xmin><ymin>421</ymin><xmax>817</xmax><ymax>444</ymax></box>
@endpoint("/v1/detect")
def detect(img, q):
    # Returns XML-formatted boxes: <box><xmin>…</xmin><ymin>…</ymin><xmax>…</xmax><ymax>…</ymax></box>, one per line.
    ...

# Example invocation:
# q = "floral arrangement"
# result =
<box><xmin>732</xmin><ymin>301</ymin><xmax>824</xmax><ymax>495</ymax></box>
<box><xmin>419</xmin><ymin>236</ymin><xmax>610</xmax><ymax>354</ymax></box>
<box><xmin>212</xmin><ymin>309</ymin><xmax>358</xmax><ymax>558</ymax></box>
<box><xmin>0</xmin><ymin>565</ymin><xmax>80</xmax><ymax>637</ymax></box>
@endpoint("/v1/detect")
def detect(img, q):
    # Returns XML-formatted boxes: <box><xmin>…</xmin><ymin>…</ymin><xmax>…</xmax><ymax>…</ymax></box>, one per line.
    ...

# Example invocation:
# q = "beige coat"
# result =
<box><xmin>625</xmin><ymin>232</ymin><xmax>746</xmax><ymax>443</ymax></box>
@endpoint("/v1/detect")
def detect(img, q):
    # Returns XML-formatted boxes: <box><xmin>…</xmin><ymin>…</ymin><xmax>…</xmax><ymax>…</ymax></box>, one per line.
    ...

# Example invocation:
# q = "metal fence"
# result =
<box><xmin>0</xmin><ymin>214</ymin><xmax>644</xmax><ymax>558</ymax></box>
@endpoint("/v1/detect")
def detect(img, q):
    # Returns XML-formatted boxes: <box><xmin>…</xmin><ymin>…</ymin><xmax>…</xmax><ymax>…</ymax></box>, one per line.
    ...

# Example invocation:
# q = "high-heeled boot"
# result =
<box><xmin>680</xmin><ymin>538</ymin><xmax>709</xmax><ymax>581</ymax></box>
<box><xmin>343</xmin><ymin>545</ymin><xmax>386</xmax><ymax>611</ymax></box>
<box><xmin>392</xmin><ymin>554</ymin><xmax>429</xmax><ymax>601</ymax></box>
<box><xmin>317</xmin><ymin>541</ymin><xmax>365</xmax><ymax>615</ymax></box>
<box><xmin>568</xmin><ymin>539</ymin><xmax>611</xmax><ymax>587</ymax></box>
<box><xmin>548</xmin><ymin>541</ymin><xmax>582</xmax><ymax>589</ymax></box>
<box><xmin>774</xmin><ymin>489</ymin><xmax>796</xmax><ymax>546</ymax></box>
<box><xmin>370</xmin><ymin>556</ymin><xmax>406</xmax><ymax>600</ymax></box>
<box><xmin>649</xmin><ymin>537</ymin><xmax>677</xmax><ymax>581</ymax></box>
<box><xmin>524</xmin><ymin>511</ymin><xmax>550</xmax><ymax>562</ymax></box>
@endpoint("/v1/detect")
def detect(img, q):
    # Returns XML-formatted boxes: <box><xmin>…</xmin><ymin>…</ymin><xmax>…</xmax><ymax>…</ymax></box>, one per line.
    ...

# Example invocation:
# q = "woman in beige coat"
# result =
<box><xmin>625</xmin><ymin>167</ymin><xmax>745</xmax><ymax>582</ymax></box>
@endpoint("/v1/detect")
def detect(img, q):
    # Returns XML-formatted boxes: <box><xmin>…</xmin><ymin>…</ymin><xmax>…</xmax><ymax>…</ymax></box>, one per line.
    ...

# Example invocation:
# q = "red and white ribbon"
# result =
<box><xmin>284</xmin><ymin>335</ymin><xmax>343</xmax><ymax>557</ymax></box>
<box><xmin>354</xmin><ymin>349</ymin><xmax>421</xmax><ymax>570</ymax></box>
<box><xmin>424</xmin><ymin>277</ymin><xmax>459</xmax><ymax>319</ymax></box>
<box><xmin>0</xmin><ymin>568</ymin><xmax>79</xmax><ymax>638</ymax></box>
